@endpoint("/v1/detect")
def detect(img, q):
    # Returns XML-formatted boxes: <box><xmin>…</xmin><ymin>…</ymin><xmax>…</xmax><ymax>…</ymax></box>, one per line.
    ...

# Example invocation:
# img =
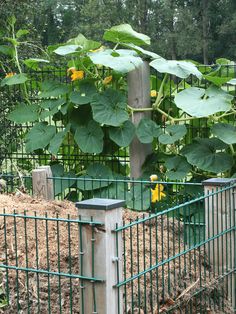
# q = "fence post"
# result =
<box><xmin>32</xmin><ymin>166</ymin><xmax>54</xmax><ymax>200</ymax></box>
<box><xmin>76</xmin><ymin>198</ymin><xmax>124</xmax><ymax>314</ymax></box>
<box><xmin>202</xmin><ymin>178</ymin><xmax>236</xmax><ymax>311</ymax></box>
<box><xmin>128</xmin><ymin>61</ymin><xmax>152</xmax><ymax>179</ymax></box>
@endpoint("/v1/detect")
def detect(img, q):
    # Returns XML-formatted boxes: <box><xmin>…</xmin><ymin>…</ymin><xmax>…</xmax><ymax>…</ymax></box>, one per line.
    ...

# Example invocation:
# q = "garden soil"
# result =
<box><xmin>0</xmin><ymin>194</ymin><xmax>233</xmax><ymax>314</ymax></box>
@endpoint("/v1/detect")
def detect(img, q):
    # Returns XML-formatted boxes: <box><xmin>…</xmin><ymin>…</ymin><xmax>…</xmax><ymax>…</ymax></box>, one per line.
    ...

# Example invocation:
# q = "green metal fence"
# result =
<box><xmin>0</xmin><ymin>177</ymin><xmax>235</xmax><ymax>313</ymax></box>
<box><xmin>114</xmin><ymin>182</ymin><xmax>236</xmax><ymax>313</ymax></box>
<box><xmin>0</xmin><ymin>209</ymin><xmax>104</xmax><ymax>313</ymax></box>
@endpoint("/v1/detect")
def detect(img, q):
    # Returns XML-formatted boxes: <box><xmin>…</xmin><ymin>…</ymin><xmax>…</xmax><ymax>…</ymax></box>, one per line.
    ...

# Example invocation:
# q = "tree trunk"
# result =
<box><xmin>202</xmin><ymin>0</ymin><xmax>209</xmax><ymax>64</ymax></box>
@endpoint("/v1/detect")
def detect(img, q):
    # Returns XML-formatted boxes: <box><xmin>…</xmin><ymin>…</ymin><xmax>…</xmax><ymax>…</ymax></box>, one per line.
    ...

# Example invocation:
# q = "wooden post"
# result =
<box><xmin>76</xmin><ymin>198</ymin><xmax>124</xmax><ymax>314</ymax></box>
<box><xmin>202</xmin><ymin>178</ymin><xmax>236</xmax><ymax>311</ymax></box>
<box><xmin>32</xmin><ymin>166</ymin><xmax>54</xmax><ymax>200</ymax></box>
<box><xmin>128</xmin><ymin>61</ymin><xmax>152</xmax><ymax>179</ymax></box>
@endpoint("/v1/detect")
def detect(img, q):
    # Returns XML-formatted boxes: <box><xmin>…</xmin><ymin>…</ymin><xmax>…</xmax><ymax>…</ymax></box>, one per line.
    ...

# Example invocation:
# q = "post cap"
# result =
<box><xmin>202</xmin><ymin>178</ymin><xmax>236</xmax><ymax>186</ymax></box>
<box><xmin>76</xmin><ymin>198</ymin><xmax>126</xmax><ymax>210</ymax></box>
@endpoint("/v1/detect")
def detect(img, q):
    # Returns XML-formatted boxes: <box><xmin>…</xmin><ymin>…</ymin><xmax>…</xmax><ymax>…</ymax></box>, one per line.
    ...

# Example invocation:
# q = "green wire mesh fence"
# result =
<box><xmin>114</xmin><ymin>182</ymin><xmax>236</xmax><ymax>313</ymax></box>
<box><xmin>0</xmin><ymin>65</ymin><xmax>235</xmax><ymax>176</ymax></box>
<box><xmin>0</xmin><ymin>176</ymin><xmax>235</xmax><ymax>313</ymax></box>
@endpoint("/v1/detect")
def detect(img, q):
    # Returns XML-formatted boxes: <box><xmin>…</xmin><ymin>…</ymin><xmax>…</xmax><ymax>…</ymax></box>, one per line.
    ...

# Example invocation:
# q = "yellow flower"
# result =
<box><xmin>5</xmin><ymin>72</ymin><xmax>15</xmax><ymax>78</ymax></box>
<box><xmin>103</xmin><ymin>75</ymin><xmax>112</xmax><ymax>85</ymax></box>
<box><xmin>67</xmin><ymin>67</ymin><xmax>76</xmax><ymax>73</ymax></box>
<box><xmin>151</xmin><ymin>184</ymin><xmax>166</xmax><ymax>203</ymax></box>
<box><xmin>150</xmin><ymin>90</ymin><xmax>157</xmax><ymax>97</ymax></box>
<box><xmin>68</xmin><ymin>69</ymin><xmax>84</xmax><ymax>81</ymax></box>
<box><xmin>150</xmin><ymin>174</ymin><xmax>158</xmax><ymax>182</ymax></box>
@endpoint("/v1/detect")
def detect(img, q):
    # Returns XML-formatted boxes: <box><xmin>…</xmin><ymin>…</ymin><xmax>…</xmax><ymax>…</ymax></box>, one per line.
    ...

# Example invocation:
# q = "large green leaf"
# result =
<box><xmin>25</xmin><ymin>122</ymin><xmax>56</xmax><ymax>152</ymax></box>
<box><xmin>67</xmin><ymin>33</ymin><xmax>101</xmax><ymax>52</ymax></box>
<box><xmin>0</xmin><ymin>45</ymin><xmax>14</xmax><ymax>57</ymax></box>
<box><xmin>121</xmin><ymin>43</ymin><xmax>162</xmax><ymax>59</ymax></box>
<box><xmin>77</xmin><ymin>163</ymin><xmax>113</xmax><ymax>191</ymax></box>
<box><xmin>70</xmin><ymin>81</ymin><xmax>97</xmax><ymax>105</ymax></box>
<box><xmin>7</xmin><ymin>103</ymin><xmax>39</xmax><ymax>123</ymax></box>
<box><xmin>74</xmin><ymin>120</ymin><xmax>104</xmax><ymax>153</ymax></box>
<box><xmin>181</xmin><ymin>138</ymin><xmax>233</xmax><ymax>173</ymax></box>
<box><xmin>227</xmin><ymin>78</ymin><xmax>236</xmax><ymax>85</ymax></box>
<box><xmin>91</xmin><ymin>89</ymin><xmax>129</xmax><ymax>126</ymax></box>
<box><xmin>158</xmin><ymin>125</ymin><xmax>187</xmax><ymax>144</ymax></box>
<box><xmin>150</xmin><ymin>59</ymin><xmax>202</xmax><ymax>79</ymax></box>
<box><xmin>103</xmin><ymin>24</ymin><xmax>150</xmax><ymax>46</ymax></box>
<box><xmin>39</xmin><ymin>80</ymin><xmax>70</xmax><ymax>98</ymax></box>
<box><xmin>165</xmin><ymin>156</ymin><xmax>191</xmax><ymax>180</ymax></box>
<box><xmin>127</xmin><ymin>184</ymin><xmax>151</xmax><ymax>211</ymax></box>
<box><xmin>1</xmin><ymin>73</ymin><xmax>28</xmax><ymax>87</ymax></box>
<box><xmin>89</xmin><ymin>49</ymin><xmax>143</xmax><ymax>73</ymax></box>
<box><xmin>39</xmin><ymin>98</ymin><xmax>66</xmax><ymax>118</ymax></box>
<box><xmin>136</xmin><ymin>118</ymin><xmax>162</xmax><ymax>143</ymax></box>
<box><xmin>203</xmin><ymin>75</ymin><xmax>232</xmax><ymax>86</ymax></box>
<box><xmin>212</xmin><ymin>123</ymin><xmax>236</xmax><ymax>145</ymax></box>
<box><xmin>109</xmin><ymin>120</ymin><xmax>135</xmax><ymax>147</ymax></box>
<box><xmin>174</xmin><ymin>86</ymin><xmax>233</xmax><ymax>118</ymax></box>
<box><xmin>24</xmin><ymin>58</ymin><xmax>50</xmax><ymax>70</ymax></box>
<box><xmin>54</xmin><ymin>44</ymin><xmax>80</xmax><ymax>56</ymax></box>
<box><xmin>48</xmin><ymin>124</ymin><xmax>70</xmax><ymax>155</ymax></box>
<box><xmin>51</xmin><ymin>164</ymin><xmax>76</xmax><ymax>196</ymax></box>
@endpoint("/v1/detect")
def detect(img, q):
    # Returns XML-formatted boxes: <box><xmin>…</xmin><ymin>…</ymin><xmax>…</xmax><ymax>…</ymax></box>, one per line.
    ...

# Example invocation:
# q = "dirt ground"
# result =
<box><xmin>0</xmin><ymin>193</ymin><xmax>233</xmax><ymax>314</ymax></box>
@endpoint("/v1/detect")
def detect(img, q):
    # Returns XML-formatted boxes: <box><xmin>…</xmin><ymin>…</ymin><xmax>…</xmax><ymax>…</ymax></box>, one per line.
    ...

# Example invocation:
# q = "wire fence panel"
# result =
<box><xmin>0</xmin><ymin>210</ymin><xmax>103</xmax><ymax>314</ymax></box>
<box><xmin>0</xmin><ymin>65</ymin><xmax>235</xmax><ymax>176</ymax></box>
<box><xmin>114</xmin><ymin>184</ymin><xmax>236</xmax><ymax>313</ymax></box>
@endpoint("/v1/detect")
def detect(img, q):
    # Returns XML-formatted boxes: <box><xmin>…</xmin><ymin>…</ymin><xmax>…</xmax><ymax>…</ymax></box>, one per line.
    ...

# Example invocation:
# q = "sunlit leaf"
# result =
<box><xmin>103</xmin><ymin>24</ymin><xmax>150</xmax><ymax>46</ymax></box>
<box><xmin>174</xmin><ymin>86</ymin><xmax>233</xmax><ymax>118</ymax></box>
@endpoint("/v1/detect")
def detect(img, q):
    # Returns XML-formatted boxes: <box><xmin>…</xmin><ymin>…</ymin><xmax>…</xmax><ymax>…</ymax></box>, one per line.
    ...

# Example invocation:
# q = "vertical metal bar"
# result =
<box><xmin>56</xmin><ymin>214</ymin><xmax>62</xmax><ymax>313</ymax></box>
<box><xmin>13</xmin><ymin>211</ymin><xmax>20</xmax><ymax>312</ymax></box>
<box><xmin>23</xmin><ymin>210</ymin><xmax>30</xmax><ymax>313</ymax></box>
<box><xmin>45</xmin><ymin>213</ymin><xmax>51</xmax><ymax>314</ymax></box>
<box><xmin>67</xmin><ymin>214</ymin><xmax>73</xmax><ymax>313</ymax></box>
<box><xmin>34</xmin><ymin>212</ymin><xmax>40</xmax><ymax>313</ymax></box>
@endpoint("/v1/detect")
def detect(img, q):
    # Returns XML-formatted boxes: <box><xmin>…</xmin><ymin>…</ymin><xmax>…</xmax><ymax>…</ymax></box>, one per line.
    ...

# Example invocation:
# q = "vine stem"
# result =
<box><xmin>229</xmin><ymin>144</ymin><xmax>235</xmax><ymax>155</ymax></box>
<box><xmin>153</xmin><ymin>73</ymin><xmax>168</xmax><ymax>110</ymax></box>
<box><xmin>11</xmin><ymin>22</ymin><xmax>31</xmax><ymax>105</ymax></box>
<box><xmin>127</xmin><ymin>105</ymin><xmax>153</xmax><ymax>112</ymax></box>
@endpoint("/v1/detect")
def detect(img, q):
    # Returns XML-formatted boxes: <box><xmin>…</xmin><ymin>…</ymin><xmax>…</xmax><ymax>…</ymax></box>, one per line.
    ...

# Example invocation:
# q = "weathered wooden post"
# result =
<box><xmin>32</xmin><ymin>166</ymin><xmax>54</xmax><ymax>200</ymax></box>
<box><xmin>202</xmin><ymin>178</ymin><xmax>236</xmax><ymax>311</ymax></box>
<box><xmin>128</xmin><ymin>61</ymin><xmax>152</xmax><ymax>178</ymax></box>
<box><xmin>76</xmin><ymin>198</ymin><xmax>124</xmax><ymax>314</ymax></box>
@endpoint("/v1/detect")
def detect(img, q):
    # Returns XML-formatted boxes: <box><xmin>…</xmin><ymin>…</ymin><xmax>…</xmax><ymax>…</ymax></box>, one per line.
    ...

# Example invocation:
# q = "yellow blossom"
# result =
<box><xmin>151</xmin><ymin>184</ymin><xmax>166</xmax><ymax>203</ymax></box>
<box><xmin>103</xmin><ymin>75</ymin><xmax>112</xmax><ymax>85</ymax></box>
<box><xmin>5</xmin><ymin>72</ymin><xmax>15</xmax><ymax>78</ymax></box>
<box><xmin>150</xmin><ymin>90</ymin><xmax>157</xmax><ymax>97</ymax></box>
<box><xmin>67</xmin><ymin>67</ymin><xmax>76</xmax><ymax>73</ymax></box>
<box><xmin>150</xmin><ymin>174</ymin><xmax>158</xmax><ymax>182</ymax></box>
<box><xmin>71</xmin><ymin>70</ymin><xmax>84</xmax><ymax>81</ymax></box>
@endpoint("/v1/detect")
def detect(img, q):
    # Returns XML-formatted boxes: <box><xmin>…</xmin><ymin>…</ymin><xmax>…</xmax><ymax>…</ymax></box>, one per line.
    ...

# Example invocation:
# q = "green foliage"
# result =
<box><xmin>1</xmin><ymin>20</ymin><xmax>236</xmax><ymax>209</ymax></box>
<box><xmin>136</xmin><ymin>118</ymin><xmax>161</xmax><ymax>144</ymax></box>
<box><xmin>174</xmin><ymin>86</ymin><xmax>233</xmax><ymax>118</ymax></box>
<box><xmin>158</xmin><ymin>125</ymin><xmax>187</xmax><ymax>145</ymax></box>
<box><xmin>181</xmin><ymin>138</ymin><xmax>234</xmax><ymax>173</ymax></box>
<box><xmin>91</xmin><ymin>89</ymin><xmax>129</xmax><ymax>126</ymax></box>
